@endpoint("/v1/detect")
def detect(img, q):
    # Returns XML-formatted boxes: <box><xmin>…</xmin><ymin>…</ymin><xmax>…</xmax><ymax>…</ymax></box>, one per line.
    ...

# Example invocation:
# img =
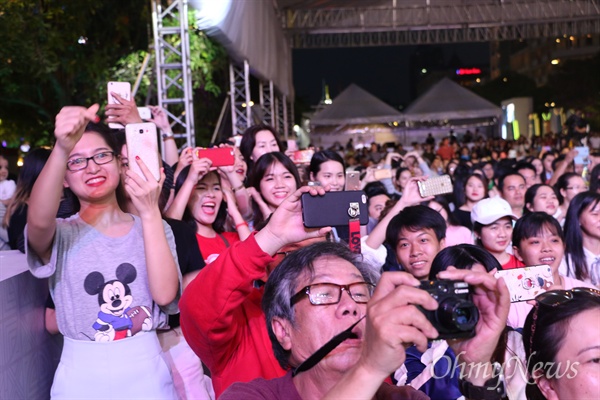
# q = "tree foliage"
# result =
<box><xmin>0</xmin><ymin>0</ymin><xmax>150</xmax><ymax>146</ymax></box>
<box><xmin>0</xmin><ymin>2</ymin><xmax>229</xmax><ymax>148</ymax></box>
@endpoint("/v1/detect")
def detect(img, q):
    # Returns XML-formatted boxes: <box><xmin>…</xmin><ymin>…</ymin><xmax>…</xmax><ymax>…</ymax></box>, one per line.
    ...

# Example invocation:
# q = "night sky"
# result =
<box><xmin>292</xmin><ymin>42</ymin><xmax>491</xmax><ymax>110</ymax></box>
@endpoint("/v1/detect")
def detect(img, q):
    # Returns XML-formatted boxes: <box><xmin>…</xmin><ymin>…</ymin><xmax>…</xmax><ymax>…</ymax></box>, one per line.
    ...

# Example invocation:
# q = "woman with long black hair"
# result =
<box><xmin>561</xmin><ymin>191</ymin><xmax>600</xmax><ymax>285</ymax></box>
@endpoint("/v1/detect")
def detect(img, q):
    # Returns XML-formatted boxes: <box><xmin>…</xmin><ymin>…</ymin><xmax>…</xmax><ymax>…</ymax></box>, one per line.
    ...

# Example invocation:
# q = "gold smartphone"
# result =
<box><xmin>417</xmin><ymin>175</ymin><xmax>453</xmax><ymax>197</ymax></box>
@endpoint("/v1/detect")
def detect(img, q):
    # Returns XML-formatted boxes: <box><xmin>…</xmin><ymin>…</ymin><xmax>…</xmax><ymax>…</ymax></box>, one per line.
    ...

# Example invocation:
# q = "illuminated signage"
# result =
<box><xmin>455</xmin><ymin>68</ymin><xmax>481</xmax><ymax>75</ymax></box>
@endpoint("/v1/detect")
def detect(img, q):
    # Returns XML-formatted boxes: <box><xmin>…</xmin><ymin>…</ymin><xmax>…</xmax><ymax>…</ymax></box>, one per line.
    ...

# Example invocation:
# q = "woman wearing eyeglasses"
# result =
<box><xmin>554</xmin><ymin>172</ymin><xmax>586</xmax><ymax>223</ymax></box>
<box><xmin>25</xmin><ymin>105</ymin><xmax>180</xmax><ymax>398</ymax></box>
<box><xmin>523</xmin><ymin>288</ymin><xmax>600</xmax><ymax>400</ymax></box>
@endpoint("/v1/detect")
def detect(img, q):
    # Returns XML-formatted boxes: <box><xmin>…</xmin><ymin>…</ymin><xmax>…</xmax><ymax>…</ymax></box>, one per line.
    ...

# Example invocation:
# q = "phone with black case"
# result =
<box><xmin>301</xmin><ymin>191</ymin><xmax>368</xmax><ymax>228</ymax></box>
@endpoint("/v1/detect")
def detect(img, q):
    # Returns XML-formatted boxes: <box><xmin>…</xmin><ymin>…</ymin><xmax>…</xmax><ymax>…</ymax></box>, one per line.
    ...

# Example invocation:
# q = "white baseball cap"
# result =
<box><xmin>471</xmin><ymin>197</ymin><xmax>518</xmax><ymax>225</ymax></box>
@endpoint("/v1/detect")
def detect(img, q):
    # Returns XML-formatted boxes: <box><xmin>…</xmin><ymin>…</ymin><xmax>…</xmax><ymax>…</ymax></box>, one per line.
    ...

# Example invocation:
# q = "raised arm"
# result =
<box><xmin>365</xmin><ymin>177</ymin><xmax>431</xmax><ymax>249</ymax></box>
<box><xmin>149</xmin><ymin>105</ymin><xmax>179</xmax><ymax>167</ymax></box>
<box><xmin>124</xmin><ymin>158</ymin><xmax>179</xmax><ymax>306</ymax></box>
<box><xmin>27</xmin><ymin>105</ymin><xmax>100</xmax><ymax>263</ymax></box>
<box><xmin>163</xmin><ymin>157</ymin><xmax>212</xmax><ymax>220</ymax></box>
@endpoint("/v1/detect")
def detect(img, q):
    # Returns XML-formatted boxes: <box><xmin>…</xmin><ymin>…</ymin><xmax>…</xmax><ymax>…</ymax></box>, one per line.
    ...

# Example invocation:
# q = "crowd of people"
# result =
<box><xmin>1</xmin><ymin>97</ymin><xmax>599</xmax><ymax>400</ymax></box>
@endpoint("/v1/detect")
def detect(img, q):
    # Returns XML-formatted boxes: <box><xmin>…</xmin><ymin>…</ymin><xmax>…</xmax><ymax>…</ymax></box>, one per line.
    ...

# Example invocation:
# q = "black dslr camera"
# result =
<box><xmin>418</xmin><ymin>280</ymin><xmax>479</xmax><ymax>339</ymax></box>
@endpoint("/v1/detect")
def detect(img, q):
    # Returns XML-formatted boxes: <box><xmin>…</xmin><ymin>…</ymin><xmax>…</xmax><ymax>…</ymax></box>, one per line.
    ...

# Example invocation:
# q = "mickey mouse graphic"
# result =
<box><xmin>84</xmin><ymin>263</ymin><xmax>152</xmax><ymax>342</ymax></box>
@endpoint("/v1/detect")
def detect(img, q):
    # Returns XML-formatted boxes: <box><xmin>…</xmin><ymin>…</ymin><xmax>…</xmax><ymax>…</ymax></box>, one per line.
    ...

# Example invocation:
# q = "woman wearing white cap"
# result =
<box><xmin>471</xmin><ymin>197</ymin><xmax>524</xmax><ymax>270</ymax></box>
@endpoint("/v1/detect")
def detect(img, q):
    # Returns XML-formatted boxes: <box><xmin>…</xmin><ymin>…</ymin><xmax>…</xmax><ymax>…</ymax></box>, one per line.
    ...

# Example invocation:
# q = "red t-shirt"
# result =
<box><xmin>436</xmin><ymin>145</ymin><xmax>455</xmax><ymax>161</ymax></box>
<box><xmin>502</xmin><ymin>254</ymin><xmax>525</xmax><ymax>270</ymax></box>
<box><xmin>196</xmin><ymin>231</ymin><xmax>240</xmax><ymax>264</ymax></box>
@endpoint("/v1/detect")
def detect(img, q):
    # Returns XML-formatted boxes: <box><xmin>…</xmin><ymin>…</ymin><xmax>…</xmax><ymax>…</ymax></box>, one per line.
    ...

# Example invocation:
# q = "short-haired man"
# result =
<box><xmin>385</xmin><ymin>205</ymin><xmax>446</xmax><ymax>280</ymax></box>
<box><xmin>498</xmin><ymin>172</ymin><xmax>526</xmax><ymax>218</ymax></box>
<box><xmin>515</xmin><ymin>162</ymin><xmax>541</xmax><ymax>189</ymax></box>
<box><xmin>220</xmin><ymin>242</ymin><xmax>511</xmax><ymax>399</ymax></box>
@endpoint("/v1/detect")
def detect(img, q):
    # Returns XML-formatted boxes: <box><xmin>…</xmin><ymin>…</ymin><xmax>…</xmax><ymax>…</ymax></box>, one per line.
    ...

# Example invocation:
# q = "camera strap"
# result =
<box><xmin>348</xmin><ymin>218</ymin><xmax>361</xmax><ymax>254</ymax></box>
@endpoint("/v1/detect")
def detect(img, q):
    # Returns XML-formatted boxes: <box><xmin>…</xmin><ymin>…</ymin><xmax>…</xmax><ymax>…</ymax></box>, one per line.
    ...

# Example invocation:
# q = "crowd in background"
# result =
<box><xmin>0</xmin><ymin>99</ymin><xmax>599</xmax><ymax>400</ymax></box>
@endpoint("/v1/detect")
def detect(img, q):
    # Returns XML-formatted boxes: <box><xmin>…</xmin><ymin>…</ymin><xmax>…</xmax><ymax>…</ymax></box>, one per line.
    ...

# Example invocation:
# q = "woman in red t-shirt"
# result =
<box><xmin>166</xmin><ymin>158</ymin><xmax>250</xmax><ymax>264</ymax></box>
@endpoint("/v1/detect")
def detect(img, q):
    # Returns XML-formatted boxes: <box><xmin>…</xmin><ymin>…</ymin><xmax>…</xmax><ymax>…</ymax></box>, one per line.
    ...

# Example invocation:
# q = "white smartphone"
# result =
<box><xmin>495</xmin><ymin>265</ymin><xmax>554</xmax><ymax>303</ymax></box>
<box><xmin>137</xmin><ymin>106</ymin><xmax>152</xmax><ymax>121</ymax></box>
<box><xmin>574</xmin><ymin>146</ymin><xmax>589</xmax><ymax>165</ymax></box>
<box><xmin>107</xmin><ymin>81</ymin><xmax>131</xmax><ymax>129</ymax></box>
<box><xmin>125</xmin><ymin>122</ymin><xmax>160</xmax><ymax>181</ymax></box>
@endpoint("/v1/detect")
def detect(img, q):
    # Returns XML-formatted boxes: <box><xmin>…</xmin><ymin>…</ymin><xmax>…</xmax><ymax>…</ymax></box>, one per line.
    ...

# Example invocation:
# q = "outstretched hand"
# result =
<box><xmin>255</xmin><ymin>186</ymin><xmax>332</xmax><ymax>255</ymax></box>
<box><xmin>148</xmin><ymin>105</ymin><xmax>171</xmax><ymax>132</ymax></box>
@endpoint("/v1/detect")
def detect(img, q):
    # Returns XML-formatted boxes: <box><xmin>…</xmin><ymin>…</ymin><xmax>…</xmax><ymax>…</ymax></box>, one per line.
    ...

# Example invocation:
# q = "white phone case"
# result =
<box><xmin>125</xmin><ymin>123</ymin><xmax>160</xmax><ymax>181</ymax></box>
<box><xmin>494</xmin><ymin>265</ymin><xmax>554</xmax><ymax>302</ymax></box>
<box><xmin>107</xmin><ymin>81</ymin><xmax>131</xmax><ymax>129</ymax></box>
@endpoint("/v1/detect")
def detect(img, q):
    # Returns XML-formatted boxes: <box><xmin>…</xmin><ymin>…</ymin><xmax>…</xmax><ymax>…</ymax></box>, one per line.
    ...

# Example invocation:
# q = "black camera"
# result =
<box><xmin>418</xmin><ymin>280</ymin><xmax>479</xmax><ymax>339</ymax></box>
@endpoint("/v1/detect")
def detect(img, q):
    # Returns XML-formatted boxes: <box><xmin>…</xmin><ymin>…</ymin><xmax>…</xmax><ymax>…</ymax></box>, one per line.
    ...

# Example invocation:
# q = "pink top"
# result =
<box><xmin>445</xmin><ymin>224</ymin><xmax>474</xmax><ymax>247</ymax></box>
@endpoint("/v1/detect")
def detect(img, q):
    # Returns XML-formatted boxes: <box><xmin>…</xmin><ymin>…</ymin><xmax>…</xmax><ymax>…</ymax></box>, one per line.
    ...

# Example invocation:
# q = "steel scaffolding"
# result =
<box><xmin>259</xmin><ymin>80</ymin><xmax>276</xmax><ymax>126</ymax></box>
<box><xmin>229</xmin><ymin>61</ymin><xmax>252</xmax><ymax>136</ymax></box>
<box><xmin>151</xmin><ymin>0</ymin><xmax>195</xmax><ymax>151</ymax></box>
<box><xmin>281</xmin><ymin>0</ymin><xmax>600</xmax><ymax>48</ymax></box>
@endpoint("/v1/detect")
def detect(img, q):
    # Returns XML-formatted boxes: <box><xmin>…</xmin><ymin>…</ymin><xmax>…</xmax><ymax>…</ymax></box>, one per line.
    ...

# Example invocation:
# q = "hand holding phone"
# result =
<box><xmin>107</xmin><ymin>82</ymin><xmax>132</xmax><ymax>129</ymax></box>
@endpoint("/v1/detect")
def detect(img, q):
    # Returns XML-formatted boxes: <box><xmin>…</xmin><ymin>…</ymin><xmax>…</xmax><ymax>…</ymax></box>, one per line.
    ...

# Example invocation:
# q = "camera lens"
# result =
<box><xmin>139</xmin><ymin>129</ymin><xmax>144</xmax><ymax>133</ymax></box>
<box><xmin>437</xmin><ymin>298</ymin><xmax>479</xmax><ymax>332</ymax></box>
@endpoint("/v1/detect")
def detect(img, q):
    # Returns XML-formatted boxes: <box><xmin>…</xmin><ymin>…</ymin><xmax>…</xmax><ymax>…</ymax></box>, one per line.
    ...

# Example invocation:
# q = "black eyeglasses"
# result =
<box><xmin>529</xmin><ymin>287</ymin><xmax>600</xmax><ymax>356</ymax></box>
<box><xmin>290</xmin><ymin>282</ymin><xmax>375</xmax><ymax>307</ymax></box>
<box><xmin>67</xmin><ymin>151</ymin><xmax>115</xmax><ymax>171</ymax></box>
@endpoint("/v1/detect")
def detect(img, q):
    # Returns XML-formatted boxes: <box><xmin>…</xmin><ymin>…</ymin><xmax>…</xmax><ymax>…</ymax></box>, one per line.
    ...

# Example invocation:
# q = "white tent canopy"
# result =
<box><xmin>311</xmin><ymin>84</ymin><xmax>403</xmax><ymax>126</ymax></box>
<box><xmin>403</xmin><ymin>77</ymin><xmax>501</xmax><ymax>122</ymax></box>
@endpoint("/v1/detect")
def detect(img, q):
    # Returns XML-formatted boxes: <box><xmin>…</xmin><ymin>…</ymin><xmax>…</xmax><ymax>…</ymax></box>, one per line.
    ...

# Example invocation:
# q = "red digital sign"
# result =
<box><xmin>456</xmin><ymin>68</ymin><xmax>481</xmax><ymax>75</ymax></box>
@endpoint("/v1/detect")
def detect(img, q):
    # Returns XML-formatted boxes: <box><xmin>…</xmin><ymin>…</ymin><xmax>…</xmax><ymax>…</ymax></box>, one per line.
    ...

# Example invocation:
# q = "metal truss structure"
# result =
<box><xmin>229</xmin><ymin>61</ymin><xmax>292</xmax><ymax>139</ymax></box>
<box><xmin>280</xmin><ymin>0</ymin><xmax>600</xmax><ymax>48</ymax></box>
<box><xmin>229</xmin><ymin>61</ymin><xmax>252</xmax><ymax>136</ymax></box>
<box><xmin>259</xmin><ymin>80</ymin><xmax>276</xmax><ymax>127</ymax></box>
<box><xmin>151</xmin><ymin>0</ymin><xmax>195</xmax><ymax>152</ymax></box>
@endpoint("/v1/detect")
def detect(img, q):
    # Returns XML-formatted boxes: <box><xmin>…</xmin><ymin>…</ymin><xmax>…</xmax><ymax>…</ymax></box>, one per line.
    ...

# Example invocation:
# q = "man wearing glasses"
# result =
<box><xmin>179</xmin><ymin>186</ymin><xmax>332</xmax><ymax>398</ymax></box>
<box><xmin>218</xmin><ymin>228</ymin><xmax>511</xmax><ymax>399</ymax></box>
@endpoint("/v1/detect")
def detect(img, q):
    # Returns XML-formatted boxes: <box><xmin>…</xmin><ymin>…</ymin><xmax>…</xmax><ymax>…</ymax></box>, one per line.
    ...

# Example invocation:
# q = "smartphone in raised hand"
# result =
<box><xmin>301</xmin><ymin>191</ymin><xmax>369</xmax><ymax>228</ymax></box>
<box><xmin>125</xmin><ymin>122</ymin><xmax>160</xmax><ymax>181</ymax></box>
<box><xmin>193</xmin><ymin>147</ymin><xmax>235</xmax><ymax>167</ymax></box>
<box><xmin>107</xmin><ymin>81</ymin><xmax>131</xmax><ymax>129</ymax></box>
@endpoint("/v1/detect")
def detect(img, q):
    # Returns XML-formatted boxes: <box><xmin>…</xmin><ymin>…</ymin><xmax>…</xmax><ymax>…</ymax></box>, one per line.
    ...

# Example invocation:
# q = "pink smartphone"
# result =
<box><xmin>125</xmin><ymin>122</ymin><xmax>160</xmax><ymax>181</ymax></box>
<box><xmin>107</xmin><ymin>81</ymin><xmax>131</xmax><ymax>129</ymax></box>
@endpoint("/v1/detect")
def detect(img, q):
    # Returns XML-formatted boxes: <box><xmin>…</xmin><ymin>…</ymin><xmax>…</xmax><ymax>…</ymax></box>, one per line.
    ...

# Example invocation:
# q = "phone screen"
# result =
<box><xmin>574</xmin><ymin>146</ymin><xmax>589</xmax><ymax>165</ymax></box>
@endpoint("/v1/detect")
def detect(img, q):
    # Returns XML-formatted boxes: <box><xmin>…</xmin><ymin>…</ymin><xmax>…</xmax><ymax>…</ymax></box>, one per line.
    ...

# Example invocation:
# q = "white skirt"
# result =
<box><xmin>51</xmin><ymin>331</ymin><xmax>177</xmax><ymax>399</ymax></box>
